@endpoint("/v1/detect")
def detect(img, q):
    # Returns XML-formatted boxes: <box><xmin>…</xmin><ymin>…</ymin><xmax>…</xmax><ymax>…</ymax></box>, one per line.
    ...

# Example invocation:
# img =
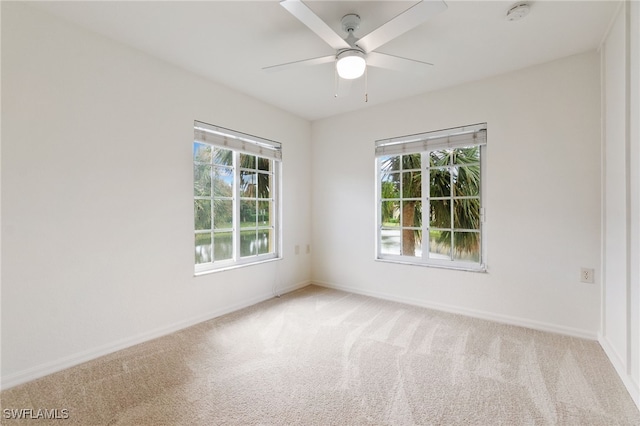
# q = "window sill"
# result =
<box><xmin>194</xmin><ymin>255</ymin><xmax>282</xmax><ymax>277</ymax></box>
<box><xmin>375</xmin><ymin>257</ymin><xmax>487</xmax><ymax>273</ymax></box>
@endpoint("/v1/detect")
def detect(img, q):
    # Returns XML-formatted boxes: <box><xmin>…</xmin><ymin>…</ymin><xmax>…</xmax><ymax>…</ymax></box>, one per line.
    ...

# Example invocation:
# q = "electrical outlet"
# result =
<box><xmin>306</xmin><ymin>244</ymin><xmax>311</xmax><ymax>254</ymax></box>
<box><xmin>580</xmin><ymin>268</ymin><xmax>594</xmax><ymax>284</ymax></box>
<box><xmin>295</xmin><ymin>245</ymin><xmax>300</xmax><ymax>255</ymax></box>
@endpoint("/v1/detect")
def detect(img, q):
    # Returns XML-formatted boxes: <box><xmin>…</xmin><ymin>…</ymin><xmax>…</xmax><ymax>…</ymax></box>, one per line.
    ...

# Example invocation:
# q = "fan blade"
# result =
<box><xmin>366</xmin><ymin>52</ymin><xmax>433</xmax><ymax>75</ymax></box>
<box><xmin>357</xmin><ymin>0</ymin><xmax>447</xmax><ymax>53</ymax></box>
<box><xmin>263</xmin><ymin>55</ymin><xmax>335</xmax><ymax>73</ymax></box>
<box><xmin>280</xmin><ymin>0</ymin><xmax>350</xmax><ymax>51</ymax></box>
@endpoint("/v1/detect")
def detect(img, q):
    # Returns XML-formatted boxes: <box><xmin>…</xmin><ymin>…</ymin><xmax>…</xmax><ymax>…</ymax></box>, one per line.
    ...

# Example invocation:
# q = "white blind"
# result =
<box><xmin>194</xmin><ymin>121</ymin><xmax>282</xmax><ymax>161</ymax></box>
<box><xmin>375</xmin><ymin>123</ymin><xmax>486</xmax><ymax>157</ymax></box>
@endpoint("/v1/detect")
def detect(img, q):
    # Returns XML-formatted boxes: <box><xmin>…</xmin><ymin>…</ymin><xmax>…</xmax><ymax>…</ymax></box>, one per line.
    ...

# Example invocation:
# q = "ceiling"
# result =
<box><xmin>32</xmin><ymin>1</ymin><xmax>618</xmax><ymax>121</ymax></box>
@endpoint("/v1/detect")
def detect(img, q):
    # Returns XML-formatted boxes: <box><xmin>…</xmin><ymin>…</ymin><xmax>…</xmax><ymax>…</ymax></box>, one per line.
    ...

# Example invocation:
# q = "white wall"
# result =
<box><xmin>311</xmin><ymin>51</ymin><xmax>602</xmax><ymax>338</ymax></box>
<box><xmin>631</xmin><ymin>0</ymin><xmax>640</xmax><ymax>402</ymax></box>
<box><xmin>1</xmin><ymin>3</ymin><xmax>312</xmax><ymax>388</ymax></box>
<box><xmin>600</xmin><ymin>0</ymin><xmax>640</xmax><ymax>408</ymax></box>
<box><xmin>602</xmin><ymin>2</ymin><xmax>628</xmax><ymax>372</ymax></box>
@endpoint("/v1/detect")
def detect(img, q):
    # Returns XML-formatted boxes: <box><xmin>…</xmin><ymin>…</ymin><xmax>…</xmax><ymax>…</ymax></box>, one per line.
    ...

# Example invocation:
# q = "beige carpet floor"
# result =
<box><xmin>1</xmin><ymin>285</ymin><xmax>639</xmax><ymax>425</ymax></box>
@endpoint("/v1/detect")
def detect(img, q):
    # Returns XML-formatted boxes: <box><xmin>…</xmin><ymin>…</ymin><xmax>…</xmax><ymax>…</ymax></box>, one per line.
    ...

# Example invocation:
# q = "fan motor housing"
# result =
<box><xmin>341</xmin><ymin>14</ymin><xmax>361</xmax><ymax>34</ymax></box>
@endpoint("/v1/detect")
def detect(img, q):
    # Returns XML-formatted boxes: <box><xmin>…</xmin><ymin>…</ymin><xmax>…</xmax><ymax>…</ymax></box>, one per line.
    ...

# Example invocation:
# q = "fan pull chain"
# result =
<box><xmin>364</xmin><ymin>66</ymin><xmax>368</xmax><ymax>103</ymax></box>
<box><xmin>334</xmin><ymin>66</ymin><xmax>338</xmax><ymax>98</ymax></box>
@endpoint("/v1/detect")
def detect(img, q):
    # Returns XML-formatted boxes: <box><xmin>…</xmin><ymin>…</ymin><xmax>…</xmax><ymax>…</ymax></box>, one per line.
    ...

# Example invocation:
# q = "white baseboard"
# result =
<box><xmin>599</xmin><ymin>334</ymin><xmax>640</xmax><ymax>410</ymax></box>
<box><xmin>1</xmin><ymin>280</ymin><xmax>310</xmax><ymax>391</ymax></box>
<box><xmin>312</xmin><ymin>280</ymin><xmax>598</xmax><ymax>340</ymax></box>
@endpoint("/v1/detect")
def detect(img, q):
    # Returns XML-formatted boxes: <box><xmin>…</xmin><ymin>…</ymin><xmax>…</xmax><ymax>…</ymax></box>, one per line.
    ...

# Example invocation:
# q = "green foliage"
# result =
<box><xmin>381</xmin><ymin>182</ymin><xmax>398</xmax><ymax>225</ymax></box>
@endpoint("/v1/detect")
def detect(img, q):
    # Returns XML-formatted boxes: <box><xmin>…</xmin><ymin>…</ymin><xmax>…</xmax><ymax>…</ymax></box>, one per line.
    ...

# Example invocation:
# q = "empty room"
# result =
<box><xmin>1</xmin><ymin>0</ymin><xmax>639</xmax><ymax>424</ymax></box>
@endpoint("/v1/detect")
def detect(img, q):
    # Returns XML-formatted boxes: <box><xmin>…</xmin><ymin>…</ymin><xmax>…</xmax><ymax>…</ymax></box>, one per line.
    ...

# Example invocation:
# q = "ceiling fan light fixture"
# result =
<box><xmin>336</xmin><ymin>50</ymin><xmax>366</xmax><ymax>80</ymax></box>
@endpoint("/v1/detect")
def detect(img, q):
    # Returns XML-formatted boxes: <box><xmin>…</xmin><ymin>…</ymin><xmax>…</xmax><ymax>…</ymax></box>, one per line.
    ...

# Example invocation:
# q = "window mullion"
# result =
<box><xmin>422</xmin><ymin>152</ymin><xmax>429</xmax><ymax>260</ymax></box>
<box><xmin>273</xmin><ymin>161</ymin><xmax>280</xmax><ymax>256</ymax></box>
<box><xmin>233</xmin><ymin>152</ymin><xmax>241</xmax><ymax>262</ymax></box>
<box><xmin>479</xmin><ymin>146</ymin><xmax>485</xmax><ymax>267</ymax></box>
<box><xmin>449</xmin><ymin>154</ymin><xmax>455</xmax><ymax>261</ymax></box>
<box><xmin>376</xmin><ymin>158</ymin><xmax>382</xmax><ymax>258</ymax></box>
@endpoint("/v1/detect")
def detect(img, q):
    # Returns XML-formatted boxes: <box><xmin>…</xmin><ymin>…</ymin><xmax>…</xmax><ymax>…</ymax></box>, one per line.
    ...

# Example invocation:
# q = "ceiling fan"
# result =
<box><xmin>264</xmin><ymin>0</ymin><xmax>447</xmax><ymax>82</ymax></box>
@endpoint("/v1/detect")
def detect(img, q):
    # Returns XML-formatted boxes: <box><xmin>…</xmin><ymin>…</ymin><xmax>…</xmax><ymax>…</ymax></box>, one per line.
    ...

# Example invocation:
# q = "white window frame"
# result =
<box><xmin>375</xmin><ymin>123</ymin><xmax>487</xmax><ymax>272</ymax></box>
<box><xmin>194</xmin><ymin>121</ymin><xmax>282</xmax><ymax>274</ymax></box>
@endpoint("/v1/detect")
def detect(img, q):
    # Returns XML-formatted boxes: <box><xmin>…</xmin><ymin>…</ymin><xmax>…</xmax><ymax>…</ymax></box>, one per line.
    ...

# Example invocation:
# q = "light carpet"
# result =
<box><xmin>1</xmin><ymin>285</ymin><xmax>639</xmax><ymax>425</ymax></box>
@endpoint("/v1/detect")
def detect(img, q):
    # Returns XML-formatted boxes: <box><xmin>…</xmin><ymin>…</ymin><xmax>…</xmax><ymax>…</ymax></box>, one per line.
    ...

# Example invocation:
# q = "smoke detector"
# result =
<box><xmin>506</xmin><ymin>3</ymin><xmax>530</xmax><ymax>21</ymax></box>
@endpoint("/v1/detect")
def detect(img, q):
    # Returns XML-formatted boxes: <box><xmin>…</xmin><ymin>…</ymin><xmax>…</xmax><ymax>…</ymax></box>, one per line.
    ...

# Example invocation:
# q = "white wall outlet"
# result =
<box><xmin>306</xmin><ymin>244</ymin><xmax>311</xmax><ymax>254</ymax></box>
<box><xmin>295</xmin><ymin>245</ymin><xmax>300</xmax><ymax>255</ymax></box>
<box><xmin>580</xmin><ymin>267</ymin><xmax>595</xmax><ymax>283</ymax></box>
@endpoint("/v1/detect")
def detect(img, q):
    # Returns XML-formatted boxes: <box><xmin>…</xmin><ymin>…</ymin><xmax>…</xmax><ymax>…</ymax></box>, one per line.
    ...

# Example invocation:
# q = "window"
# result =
<box><xmin>376</xmin><ymin>123</ymin><xmax>486</xmax><ymax>271</ymax></box>
<box><xmin>194</xmin><ymin>121</ymin><xmax>281</xmax><ymax>273</ymax></box>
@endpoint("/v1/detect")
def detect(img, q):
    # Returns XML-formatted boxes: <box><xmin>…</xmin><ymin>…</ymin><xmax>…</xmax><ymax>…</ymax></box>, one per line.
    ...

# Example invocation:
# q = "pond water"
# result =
<box><xmin>380</xmin><ymin>229</ymin><xmax>478</xmax><ymax>261</ymax></box>
<box><xmin>195</xmin><ymin>230</ymin><xmax>270</xmax><ymax>264</ymax></box>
